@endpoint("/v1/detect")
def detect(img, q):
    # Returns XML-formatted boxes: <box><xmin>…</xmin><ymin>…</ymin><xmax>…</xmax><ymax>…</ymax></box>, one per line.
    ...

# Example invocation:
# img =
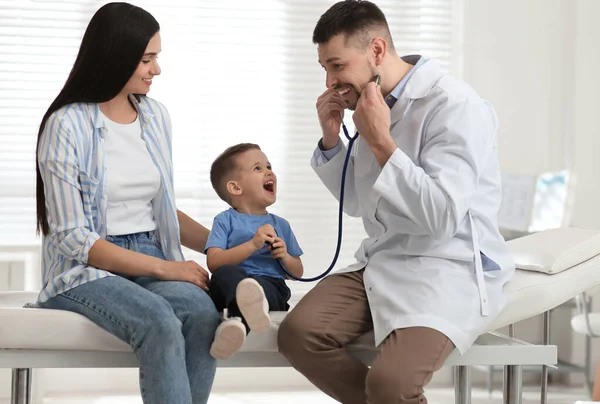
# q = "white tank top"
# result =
<box><xmin>101</xmin><ymin>110</ymin><xmax>161</xmax><ymax>236</ymax></box>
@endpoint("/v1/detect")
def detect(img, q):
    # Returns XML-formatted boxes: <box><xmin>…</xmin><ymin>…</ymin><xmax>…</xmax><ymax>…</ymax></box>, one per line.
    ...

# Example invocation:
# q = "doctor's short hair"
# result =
<box><xmin>210</xmin><ymin>143</ymin><xmax>261</xmax><ymax>203</ymax></box>
<box><xmin>312</xmin><ymin>0</ymin><xmax>395</xmax><ymax>51</ymax></box>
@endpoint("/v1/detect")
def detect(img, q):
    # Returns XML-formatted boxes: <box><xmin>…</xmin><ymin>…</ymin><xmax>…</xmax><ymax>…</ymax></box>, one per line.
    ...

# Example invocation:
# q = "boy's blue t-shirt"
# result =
<box><xmin>205</xmin><ymin>208</ymin><xmax>303</xmax><ymax>279</ymax></box>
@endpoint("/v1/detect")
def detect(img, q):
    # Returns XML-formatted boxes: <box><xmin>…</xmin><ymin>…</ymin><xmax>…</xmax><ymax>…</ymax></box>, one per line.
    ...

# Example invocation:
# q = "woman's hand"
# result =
<box><xmin>156</xmin><ymin>260</ymin><xmax>210</xmax><ymax>291</ymax></box>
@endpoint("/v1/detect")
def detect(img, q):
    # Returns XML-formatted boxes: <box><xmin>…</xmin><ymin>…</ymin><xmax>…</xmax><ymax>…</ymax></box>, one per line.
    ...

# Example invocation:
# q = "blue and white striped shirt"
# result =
<box><xmin>32</xmin><ymin>95</ymin><xmax>184</xmax><ymax>305</ymax></box>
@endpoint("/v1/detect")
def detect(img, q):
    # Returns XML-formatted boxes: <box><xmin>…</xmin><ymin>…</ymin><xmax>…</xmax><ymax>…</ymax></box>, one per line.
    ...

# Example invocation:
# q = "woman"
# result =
<box><xmin>32</xmin><ymin>3</ymin><xmax>220</xmax><ymax>403</ymax></box>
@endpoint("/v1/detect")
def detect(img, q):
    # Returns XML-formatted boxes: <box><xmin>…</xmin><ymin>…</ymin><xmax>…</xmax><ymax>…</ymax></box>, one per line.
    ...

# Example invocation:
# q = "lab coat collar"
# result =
<box><xmin>390</xmin><ymin>57</ymin><xmax>445</xmax><ymax>126</ymax></box>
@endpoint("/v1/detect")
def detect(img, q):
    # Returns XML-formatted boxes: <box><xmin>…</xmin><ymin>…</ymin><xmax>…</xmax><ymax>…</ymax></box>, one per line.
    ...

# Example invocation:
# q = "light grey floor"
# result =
<box><xmin>16</xmin><ymin>386</ymin><xmax>592</xmax><ymax>404</ymax></box>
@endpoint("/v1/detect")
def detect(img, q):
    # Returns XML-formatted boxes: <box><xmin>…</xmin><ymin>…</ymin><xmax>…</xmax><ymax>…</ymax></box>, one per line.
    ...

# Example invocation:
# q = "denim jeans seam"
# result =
<box><xmin>59</xmin><ymin>290</ymin><xmax>140</xmax><ymax>350</ymax></box>
<box><xmin>139</xmin><ymin>367</ymin><xmax>147</xmax><ymax>401</ymax></box>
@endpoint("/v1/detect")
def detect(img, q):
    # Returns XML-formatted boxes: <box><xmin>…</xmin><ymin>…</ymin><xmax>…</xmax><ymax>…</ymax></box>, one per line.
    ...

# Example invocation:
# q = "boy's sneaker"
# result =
<box><xmin>236</xmin><ymin>278</ymin><xmax>270</xmax><ymax>332</ymax></box>
<box><xmin>209</xmin><ymin>316</ymin><xmax>246</xmax><ymax>360</ymax></box>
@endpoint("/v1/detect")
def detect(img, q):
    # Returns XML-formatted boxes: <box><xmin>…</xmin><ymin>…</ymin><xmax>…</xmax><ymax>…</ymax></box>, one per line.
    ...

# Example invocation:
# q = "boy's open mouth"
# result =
<box><xmin>263</xmin><ymin>181</ymin><xmax>274</xmax><ymax>193</ymax></box>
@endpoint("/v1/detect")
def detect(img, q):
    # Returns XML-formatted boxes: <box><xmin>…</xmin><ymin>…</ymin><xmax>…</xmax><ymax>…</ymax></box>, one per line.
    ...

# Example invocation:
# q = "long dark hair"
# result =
<box><xmin>35</xmin><ymin>2</ymin><xmax>160</xmax><ymax>236</ymax></box>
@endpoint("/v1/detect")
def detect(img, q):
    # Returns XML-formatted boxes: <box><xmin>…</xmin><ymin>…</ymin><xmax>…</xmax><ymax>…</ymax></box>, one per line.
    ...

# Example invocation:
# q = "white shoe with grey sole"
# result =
<box><xmin>236</xmin><ymin>278</ymin><xmax>271</xmax><ymax>332</ymax></box>
<box><xmin>209</xmin><ymin>316</ymin><xmax>246</xmax><ymax>360</ymax></box>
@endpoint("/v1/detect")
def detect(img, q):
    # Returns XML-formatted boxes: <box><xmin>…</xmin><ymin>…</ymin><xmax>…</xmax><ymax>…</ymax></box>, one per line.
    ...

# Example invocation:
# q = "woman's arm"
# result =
<box><xmin>177</xmin><ymin>210</ymin><xmax>210</xmax><ymax>254</ymax></box>
<box><xmin>87</xmin><ymin>240</ymin><xmax>208</xmax><ymax>290</ymax></box>
<box><xmin>88</xmin><ymin>239</ymin><xmax>164</xmax><ymax>277</ymax></box>
<box><xmin>38</xmin><ymin>115</ymin><xmax>208</xmax><ymax>288</ymax></box>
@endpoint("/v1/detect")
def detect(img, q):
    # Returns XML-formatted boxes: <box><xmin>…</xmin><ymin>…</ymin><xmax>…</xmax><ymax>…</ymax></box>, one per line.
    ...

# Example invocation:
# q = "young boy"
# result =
<box><xmin>205</xmin><ymin>143</ymin><xmax>304</xmax><ymax>360</ymax></box>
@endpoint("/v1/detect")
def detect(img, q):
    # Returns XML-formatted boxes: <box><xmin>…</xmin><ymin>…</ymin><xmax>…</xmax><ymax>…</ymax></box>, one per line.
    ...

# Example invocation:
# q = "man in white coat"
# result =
<box><xmin>277</xmin><ymin>1</ymin><xmax>516</xmax><ymax>403</ymax></box>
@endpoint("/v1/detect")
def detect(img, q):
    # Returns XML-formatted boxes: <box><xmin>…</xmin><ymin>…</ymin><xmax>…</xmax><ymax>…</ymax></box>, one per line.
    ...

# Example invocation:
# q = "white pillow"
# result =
<box><xmin>507</xmin><ymin>227</ymin><xmax>600</xmax><ymax>274</ymax></box>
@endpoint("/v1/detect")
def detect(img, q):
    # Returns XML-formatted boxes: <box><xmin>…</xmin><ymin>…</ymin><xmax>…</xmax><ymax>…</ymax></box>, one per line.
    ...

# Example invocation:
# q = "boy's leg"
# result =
<box><xmin>236</xmin><ymin>276</ymin><xmax>272</xmax><ymax>332</ymax></box>
<box><xmin>209</xmin><ymin>265</ymin><xmax>248</xmax><ymax>314</ymax></box>
<box><xmin>208</xmin><ymin>265</ymin><xmax>250</xmax><ymax>359</ymax></box>
<box><xmin>210</xmin><ymin>265</ymin><xmax>273</xmax><ymax>332</ymax></box>
<box><xmin>254</xmin><ymin>275</ymin><xmax>291</xmax><ymax>311</ymax></box>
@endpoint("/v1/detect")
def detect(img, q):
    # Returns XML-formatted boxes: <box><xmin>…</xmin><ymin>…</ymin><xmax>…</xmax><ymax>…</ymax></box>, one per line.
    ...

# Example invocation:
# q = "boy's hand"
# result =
<box><xmin>252</xmin><ymin>224</ymin><xmax>276</xmax><ymax>250</ymax></box>
<box><xmin>268</xmin><ymin>237</ymin><xmax>288</xmax><ymax>259</ymax></box>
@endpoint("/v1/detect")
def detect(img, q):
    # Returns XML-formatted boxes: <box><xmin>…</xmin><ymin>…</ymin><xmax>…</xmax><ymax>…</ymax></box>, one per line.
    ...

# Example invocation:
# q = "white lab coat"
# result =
<box><xmin>311</xmin><ymin>58</ymin><xmax>515</xmax><ymax>354</ymax></box>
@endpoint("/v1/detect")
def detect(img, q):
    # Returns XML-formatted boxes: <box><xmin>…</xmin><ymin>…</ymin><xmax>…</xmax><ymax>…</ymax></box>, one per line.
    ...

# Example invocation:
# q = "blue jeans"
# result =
<box><xmin>39</xmin><ymin>231</ymin><xmax>220</xmax><ymax>404</ymax></box>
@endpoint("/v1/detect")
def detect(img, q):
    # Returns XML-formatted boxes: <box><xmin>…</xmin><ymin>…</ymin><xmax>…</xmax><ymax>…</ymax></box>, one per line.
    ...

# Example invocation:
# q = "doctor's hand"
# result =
<box><xmin>316</xmin><ymin>88</ymin><xmax>345</xmax><ymax>150</ymax></box>
<box><xmin>353</xmin><ymin>82</ymin><xmax>396</xmax><ymax>166</ymax></box>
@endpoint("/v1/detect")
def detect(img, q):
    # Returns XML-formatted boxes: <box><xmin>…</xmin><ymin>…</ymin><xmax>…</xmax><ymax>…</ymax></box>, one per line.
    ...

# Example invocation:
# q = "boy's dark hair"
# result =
<box><xmin>210</xmin><ymin>143</ymin><xmax>261</xmax><ymax>203</ymax></box>
<box><xmin>312</xmin><ymin>0</ymin><xmax>394</xmax><ymax>50</ymax></box>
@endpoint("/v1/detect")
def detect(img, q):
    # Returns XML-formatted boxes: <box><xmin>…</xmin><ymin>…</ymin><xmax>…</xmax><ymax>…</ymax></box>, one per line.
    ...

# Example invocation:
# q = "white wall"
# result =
<box><xmin>569</xmin><ymin>0</ymin><xmax>600</xmax><ymax>387</ymax></box>
<box><xmin>463</xmin><ymin>0</ymin><xmax>573</xmax><ymax>177</ymax></box>
<box><xmin>570</xmin><ymin>0</ymin><xmax>600</xmax><ymax>230</ymax></box>
<box><xmin>463</xmin><ymin>0</ymin><xmax>600</xmax><ymax>228</ymax></box>
<box><xmin>463</xmin><ymin>0</ymin><xmax>600</xmax><ymax>390</ymax></box>
<box><xmin>461</xmin><ymin>0</ymin><xmax>571</xmax><ymax>387</ymax></box>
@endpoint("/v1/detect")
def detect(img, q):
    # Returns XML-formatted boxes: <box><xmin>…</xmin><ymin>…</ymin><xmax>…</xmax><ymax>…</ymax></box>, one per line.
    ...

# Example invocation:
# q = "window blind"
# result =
<box><xmin>0</xmin><ymin>0</ymin><xmax>459</xmax><ymax>291</ymax></box>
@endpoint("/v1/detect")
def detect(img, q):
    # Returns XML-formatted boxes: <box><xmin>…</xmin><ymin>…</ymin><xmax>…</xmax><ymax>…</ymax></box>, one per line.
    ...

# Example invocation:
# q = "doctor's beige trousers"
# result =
<box><xmin>278</xmin><ymin>269</ymin><xmax>455</xmax><ymax>404</ymax></box>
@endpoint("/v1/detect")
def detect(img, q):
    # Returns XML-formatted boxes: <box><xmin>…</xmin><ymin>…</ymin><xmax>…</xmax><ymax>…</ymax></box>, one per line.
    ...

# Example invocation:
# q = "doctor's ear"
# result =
<box><xmin>226</xmin><ymin>180</ymin><xmax>243</xmax><ymax>196</ymax></box>
<box><xmin>370</xmin><ymin>37</ymin><xmax>387</xmax><ymax>67</ymax></box>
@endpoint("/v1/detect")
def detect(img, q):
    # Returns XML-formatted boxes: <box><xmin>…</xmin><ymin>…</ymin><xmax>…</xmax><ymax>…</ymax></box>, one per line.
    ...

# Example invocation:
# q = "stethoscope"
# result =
<box><xmin>273</xmin><ymin>75</ymin><xmax>380</xmax><ymax>282</ymax></box>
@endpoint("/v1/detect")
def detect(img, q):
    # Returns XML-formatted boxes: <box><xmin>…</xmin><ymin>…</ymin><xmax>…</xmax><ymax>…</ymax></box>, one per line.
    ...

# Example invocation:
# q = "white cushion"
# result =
<box><xmin>0</xmin><ymin>294</ymin><xmax>289</xmax><ymax>352</ymax></box>
<box><xmin>0</xmin><ymin>293</ymin><xmax>370</xmax><ymax>353</ymax></box>
<box><xmin>507</xmin><ymin>227</ymin><xmax>600</xmax><ymax>274</ymax></box>
<box><xmin>487</xmin><ymin>254</ymin><xmax>600</xmax><ymax>331</ymax></box>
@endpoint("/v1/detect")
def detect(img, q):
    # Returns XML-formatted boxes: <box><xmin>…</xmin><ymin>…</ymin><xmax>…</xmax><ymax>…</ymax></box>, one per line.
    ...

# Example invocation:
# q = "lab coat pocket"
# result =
<box><xmin>354</xmin><ymin>138</ymin><xmax>377</xmax><ymax>178</ymax></box>
<box><xmin>405</xmin><ymin>256</ymin><xmax>474</xmax><ymax>279</ymax></box>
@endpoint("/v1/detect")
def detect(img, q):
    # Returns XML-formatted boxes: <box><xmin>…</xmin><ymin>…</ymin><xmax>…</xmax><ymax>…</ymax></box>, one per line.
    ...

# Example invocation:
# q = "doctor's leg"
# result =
<box><xmin>278</xmin><ymin>269</ymin><xmax>372</xmax><ymax>404</ymax></box>
<box><xmin>365</xmin><ymin>327</ymin><xmax>455</xmax><ymax>404</ymax></box>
